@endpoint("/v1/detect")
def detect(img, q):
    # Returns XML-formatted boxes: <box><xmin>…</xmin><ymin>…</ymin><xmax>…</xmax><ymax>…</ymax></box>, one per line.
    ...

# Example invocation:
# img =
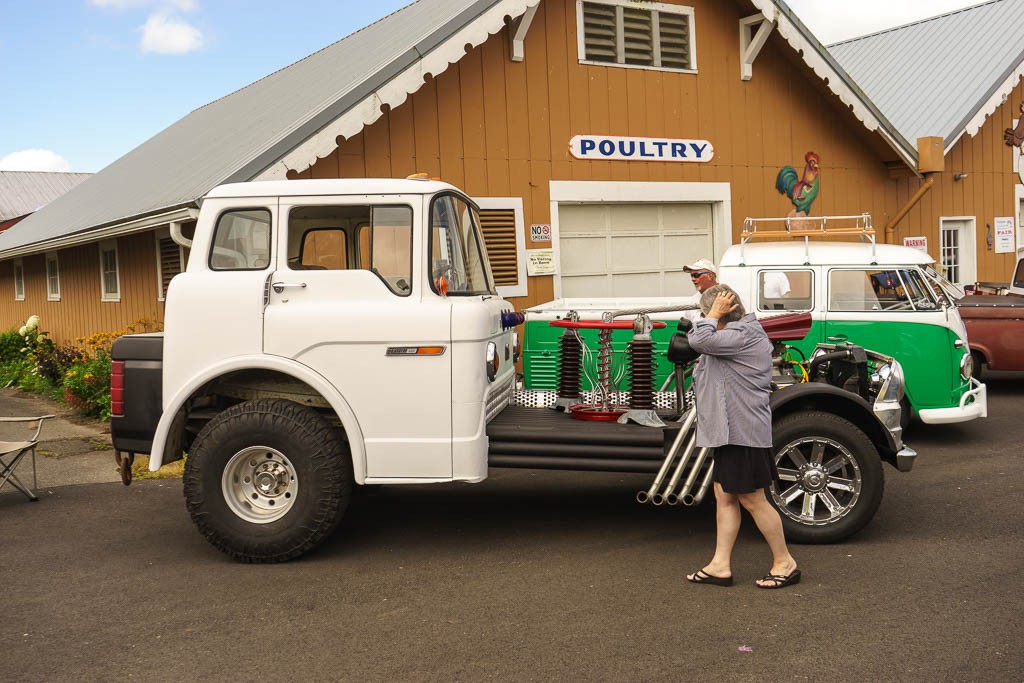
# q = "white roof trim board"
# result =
<box><xmin>265</xmin><ymin>0</ymin><xmax>542</xmax><ymax>178</ymax></box>
<box><xmin>749</xmin><ymin>0</ymin><xmax>918</xmax><ymax>170</ymax></box>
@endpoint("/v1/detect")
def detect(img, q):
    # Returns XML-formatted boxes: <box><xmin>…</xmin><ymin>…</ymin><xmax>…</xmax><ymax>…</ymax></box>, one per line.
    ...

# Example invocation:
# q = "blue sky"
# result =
<box><xmin>0</xmin><ymin>0</ymin><xmax>984</xmax><ymax>174</ymax></box>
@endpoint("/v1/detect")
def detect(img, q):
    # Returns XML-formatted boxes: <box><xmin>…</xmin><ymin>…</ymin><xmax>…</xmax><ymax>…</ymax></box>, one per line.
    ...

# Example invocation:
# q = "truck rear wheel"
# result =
<box><xmin>768</xmin><ymin>411</ymin><xmax>883</xmax><ymax>543</ymax></box>
<box><xmin>183</xmin><ymin>399</ymin><xmax>352</xmax><ymax>563</ymax></box>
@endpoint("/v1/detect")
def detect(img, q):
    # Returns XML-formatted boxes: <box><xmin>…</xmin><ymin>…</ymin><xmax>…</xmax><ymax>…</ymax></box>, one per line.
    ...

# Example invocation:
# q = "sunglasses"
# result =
<box><xmin>689</xmin><ymin>271</ymin><xmax>712</xmax><ymax>279</ymax></box>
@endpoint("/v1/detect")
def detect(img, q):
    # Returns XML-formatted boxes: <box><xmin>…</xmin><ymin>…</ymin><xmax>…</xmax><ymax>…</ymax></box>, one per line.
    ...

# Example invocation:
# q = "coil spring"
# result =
<box><xmin>557</xmin><ymin>331</ymin><xmax>582</xmax><ymax>399</ymax></box>
<box><xmin>596</xmin><ymin>329</ymin><xmax>613</xmax><ymax>408</ymax></box>
<box><xmin>628</xmin><ymin>339</ymin><xmax>655</xmax><ymax>410</ymax></box>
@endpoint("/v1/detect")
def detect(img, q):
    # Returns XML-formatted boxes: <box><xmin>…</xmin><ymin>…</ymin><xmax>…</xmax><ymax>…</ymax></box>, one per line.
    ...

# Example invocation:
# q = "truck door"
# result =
<box><xmin>262</xmin><ymin>195</ymin><xmax>454</xmax><ymax>479</ymax></box>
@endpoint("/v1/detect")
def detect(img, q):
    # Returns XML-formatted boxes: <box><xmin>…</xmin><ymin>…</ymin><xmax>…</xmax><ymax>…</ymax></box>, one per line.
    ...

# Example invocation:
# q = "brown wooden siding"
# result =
<box><xmin>0</xmin><ymin>232</ymin><xmax>166</xmax><ymax>343</ymax></box>
<box><xmin>292</xmin><ymin>0</ymin><xmax>908</xmax><ymax>311</ymax></box>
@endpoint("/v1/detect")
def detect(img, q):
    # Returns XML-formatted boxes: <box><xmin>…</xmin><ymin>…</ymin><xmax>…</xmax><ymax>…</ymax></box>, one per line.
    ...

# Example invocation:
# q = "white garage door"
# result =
<box><xmin>558</xmin><ymin>202</ymin><xmax>714</xmax><ymax>297</ymax></box>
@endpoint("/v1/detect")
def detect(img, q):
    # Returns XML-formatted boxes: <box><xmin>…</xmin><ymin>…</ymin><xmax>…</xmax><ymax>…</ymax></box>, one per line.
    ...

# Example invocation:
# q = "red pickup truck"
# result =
<box><xmin>960</xmin><ymin>255</ymin><xmax>1024</xmax><ymax>378</ymax></box>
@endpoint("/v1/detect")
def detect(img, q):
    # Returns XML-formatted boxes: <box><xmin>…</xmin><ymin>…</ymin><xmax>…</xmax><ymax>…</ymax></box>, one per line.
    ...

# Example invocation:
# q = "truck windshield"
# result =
<box><xmin>429</xmin><ymin>194</ymin><xmax>495</xmax><ymax>296</ymax></box>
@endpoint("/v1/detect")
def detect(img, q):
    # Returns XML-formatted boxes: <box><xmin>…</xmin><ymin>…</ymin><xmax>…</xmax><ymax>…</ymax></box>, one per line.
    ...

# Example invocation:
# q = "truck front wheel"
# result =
<box><xmin>768</xmin><ymin>411</ymin><xmax>884</xmax><ymax>544</ymax></box>
<box><xmin>184</xmin><ymin>399</ymin><xmax>353</xmax><ymax>563</ymax></box>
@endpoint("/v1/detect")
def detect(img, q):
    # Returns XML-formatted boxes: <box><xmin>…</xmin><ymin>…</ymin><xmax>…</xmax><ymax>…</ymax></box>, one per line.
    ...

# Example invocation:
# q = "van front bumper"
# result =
<box><xmin>918</xmin><ymin>379</ymin><xmax>988</xmax><ymax>424</ymax></box>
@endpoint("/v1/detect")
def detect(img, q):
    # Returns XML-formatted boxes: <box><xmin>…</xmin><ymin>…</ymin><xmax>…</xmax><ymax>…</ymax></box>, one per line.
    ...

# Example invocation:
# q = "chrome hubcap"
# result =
<box><xmin>771</xmin><ymin>437</ymin><xmax>861</xmax><ymax>527</ymax></box>
<box><xmin>222</xmin><ymin>446</ymin><xmax>298</xmax><ymax>524</ymax></box>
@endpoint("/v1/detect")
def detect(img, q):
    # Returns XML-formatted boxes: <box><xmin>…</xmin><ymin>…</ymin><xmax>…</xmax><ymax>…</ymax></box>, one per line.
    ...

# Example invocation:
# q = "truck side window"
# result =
<box><xmin>209</xmin><ymin>209</ymin><xmax>272</xmax><ymax>271</ymax></box>
<box><xmin>830</xmin><ymin>269</ymin><xmax>915</xmax><ymax>311</ymax></box>
<box><xmin>287</xmin><ymin>204</ymin><xmax>412</xmax><ymax>295</ymax></box>
<box><xmin>429</xmin><ymin>194</ymin><xmax>494</xmax><ymax>295</ymax></box>
<box><xmin>1014</xmin><ymin>258</ymin><xmax>1024</xmax><ymax>289</ymax></box>
<box><xmin>757</xmin><ymin>270</ymin><xmax>811</xmax><ymax>311</ymax></box>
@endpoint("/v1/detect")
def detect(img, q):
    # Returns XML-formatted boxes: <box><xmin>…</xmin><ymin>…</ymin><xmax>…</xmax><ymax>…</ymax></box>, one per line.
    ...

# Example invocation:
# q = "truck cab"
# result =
<box><xmin>113</xmin><ymin>178</ymin><xmax>517</xmax><ymax>561</ymax></box>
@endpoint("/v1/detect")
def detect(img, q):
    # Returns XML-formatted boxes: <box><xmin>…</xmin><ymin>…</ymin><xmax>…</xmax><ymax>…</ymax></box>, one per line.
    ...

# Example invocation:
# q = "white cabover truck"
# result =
<box><xmin>112</xmin><ymin>178</ymin><xmax>915</xmax><ymax>563</ymax></box>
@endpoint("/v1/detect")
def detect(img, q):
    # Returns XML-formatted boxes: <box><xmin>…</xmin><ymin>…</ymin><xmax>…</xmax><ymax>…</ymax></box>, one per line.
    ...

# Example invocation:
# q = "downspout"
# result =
<box><xmin>884</xmin><ymin>176</ymin><xmax>935</xmax><ymax>243</ymax></box>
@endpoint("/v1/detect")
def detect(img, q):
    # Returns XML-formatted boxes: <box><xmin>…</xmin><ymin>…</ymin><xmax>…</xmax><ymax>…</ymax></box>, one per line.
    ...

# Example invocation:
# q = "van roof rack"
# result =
<box><xmin>739</xmin><ymin>214</ymin><xmax>876</xmax><ymax>265</ymax></box>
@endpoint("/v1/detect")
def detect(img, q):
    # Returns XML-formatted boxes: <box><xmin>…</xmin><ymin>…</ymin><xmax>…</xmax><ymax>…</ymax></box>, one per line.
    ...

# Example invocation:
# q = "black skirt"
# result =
<box><xmin>712</xmin><ymin>444</ymin><xmax>779</xmax><ymax>494</ymax></box>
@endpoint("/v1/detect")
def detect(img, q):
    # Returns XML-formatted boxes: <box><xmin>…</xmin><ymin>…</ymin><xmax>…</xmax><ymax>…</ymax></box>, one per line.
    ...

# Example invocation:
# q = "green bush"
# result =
<box><xmin>0</xmin><ymin>329</ymin><xmax>23</xmax><ymax>365</ymax></box>
<box><xmin>62</xmin><ymin>351</ymin><xmax>113</xmax><ymax>420</ymax></box>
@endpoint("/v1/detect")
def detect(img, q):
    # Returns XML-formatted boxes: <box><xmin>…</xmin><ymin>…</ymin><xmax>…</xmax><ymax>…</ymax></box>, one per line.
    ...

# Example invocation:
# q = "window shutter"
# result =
<box><xmin>622</xmin><ymin>6</ymin><xmax>653</xmax><ymax>66</ymax></box>
<box><xmin>478</xmin><ymin>208</ymin><xmax>519</xmax><ymax>288</ymax></box>
<box><xmin>582</xmin><ymin>2</ymin><xmax>617</xmax><ymax>63</ymax></box>
<box><xmin>657</xmin><ymin>11</ymin><xmax>691</xmax><ymax>70</ymax></box>
<box><xmin>159</xmin><ymin>237</ymin><xmax>183</xmax><ymax>298</ymax></box>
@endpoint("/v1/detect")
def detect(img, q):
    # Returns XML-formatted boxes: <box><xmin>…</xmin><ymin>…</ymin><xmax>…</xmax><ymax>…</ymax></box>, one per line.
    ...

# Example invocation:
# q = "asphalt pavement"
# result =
<box><xmin>2</xmin><ymin>376</ymin><xmax>1023</xmax><ymax>681</ymax></box>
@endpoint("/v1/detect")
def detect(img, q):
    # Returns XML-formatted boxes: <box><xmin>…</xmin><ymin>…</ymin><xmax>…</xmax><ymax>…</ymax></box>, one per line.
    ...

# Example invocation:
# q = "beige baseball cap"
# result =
<box><xmin>683</xmin><ymin>258</ymin><xmax>717</xmax><ymax>275</ymax></box>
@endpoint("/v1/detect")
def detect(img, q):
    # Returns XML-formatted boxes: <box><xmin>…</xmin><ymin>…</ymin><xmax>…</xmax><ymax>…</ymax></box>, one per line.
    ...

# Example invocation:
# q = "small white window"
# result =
<box><xmin>577</xmin><ymin>0</ymin><xmax>696</xmax><ymax>74</ymax></box>
<box><xmin>99</xmin><ymin>239</ymin><xmax>121</xmax><ymax>302</ymax></box>
<box><xmin>45</xmin><ymin>252</ymin><xmax>60</xmax><ymax>302</ymax></box>
<box><xmin>473</xmin><ymin>197</ymin><xmax>527</xmax><ymax>298</ymax></box>
<box><xmin>13</xmin><ymin>259</ymin><xmax>24</xmax><ymax>301</ymax></box>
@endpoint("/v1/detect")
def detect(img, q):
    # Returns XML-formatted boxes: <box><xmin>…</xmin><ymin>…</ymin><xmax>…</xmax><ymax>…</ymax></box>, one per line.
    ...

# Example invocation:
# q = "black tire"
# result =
<box><xmin>183</xmin><ymin>399</ymin><xmax>353</xmax><ymax>563</ymax></box>
<box><xmin>768</xmin><ymin>410</ymin><xmax>884</xmax><ymax>544</ymax></box>
<box><xmin>971</xmin><ymin>351</ymin><xmax>986</xmax><ymax>383</ymax></box>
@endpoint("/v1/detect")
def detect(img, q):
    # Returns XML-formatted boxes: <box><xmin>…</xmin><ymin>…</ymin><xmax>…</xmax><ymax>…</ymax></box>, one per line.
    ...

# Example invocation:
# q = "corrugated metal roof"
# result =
<box><xmin>0</xmin><ymin>0</ymin><xmax>496</xmax><ymax>255</ymax></box>
<box><xmin>829</xmin><ymin>0</ymin><xmax>1024</xmax><ymax>148</ymax></box>
<box><xmin>0</xmin><ymin>171</ymin><xmax>92</xmax><ymax>221</ymax></box>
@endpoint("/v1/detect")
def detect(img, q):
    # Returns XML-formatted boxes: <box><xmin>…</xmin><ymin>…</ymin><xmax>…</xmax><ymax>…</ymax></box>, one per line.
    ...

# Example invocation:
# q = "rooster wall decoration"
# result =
<box><xmin>775</xmin><ymin>151</ymin><xmax>820</xmax><ymax>217</ymax></box>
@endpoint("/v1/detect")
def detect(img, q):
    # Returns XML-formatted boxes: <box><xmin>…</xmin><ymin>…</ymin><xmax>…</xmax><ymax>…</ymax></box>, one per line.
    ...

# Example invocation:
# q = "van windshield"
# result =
<box><xmin>922</xmin><ymin>265</ymin><xmax>963</xmax><ymax>303</ymax></box>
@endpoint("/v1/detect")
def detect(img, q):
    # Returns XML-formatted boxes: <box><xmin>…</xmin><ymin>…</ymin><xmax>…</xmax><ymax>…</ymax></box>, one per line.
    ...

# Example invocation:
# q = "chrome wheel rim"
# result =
<box><xmin>771</xmin><ymin>437</ymin><xmax>861</xmax><ymax>527</ymax></box>
<box><xmin>222</xmin><ymin>446</ymin><xmax>298</xmax><ymax>524</ymax></box>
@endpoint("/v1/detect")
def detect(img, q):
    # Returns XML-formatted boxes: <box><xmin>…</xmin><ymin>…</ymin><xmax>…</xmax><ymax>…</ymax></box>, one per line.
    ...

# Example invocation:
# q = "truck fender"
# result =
<box><xmin>148</xmin><ymin>354</ymin><xmax>367</xmax><ymax>483</ymax></box>
<box><xmin>769</xmin><ymin>382</ymin><xmax>898</xmax><ymax>458</ymax></box>
<box><xmin>966</xmin><ymin>341</ymin><xmax>991</xmax><ymax>366</ymax></box>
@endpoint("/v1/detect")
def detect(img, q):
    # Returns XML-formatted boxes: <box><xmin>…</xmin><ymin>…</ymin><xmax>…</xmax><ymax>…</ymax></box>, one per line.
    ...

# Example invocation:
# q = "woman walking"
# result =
<box><xmin>683</xmin><ymin>284</ymin><xmax>800</xmax><ymax>589</ymax></box>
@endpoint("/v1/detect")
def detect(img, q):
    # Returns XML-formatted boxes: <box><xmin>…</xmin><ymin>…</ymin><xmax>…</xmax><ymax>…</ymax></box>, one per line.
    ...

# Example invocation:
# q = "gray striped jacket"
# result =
<box><xmin>687</xmin><ymin>313</ymin><xmax>773</xmax><ymax>448</ymax></box>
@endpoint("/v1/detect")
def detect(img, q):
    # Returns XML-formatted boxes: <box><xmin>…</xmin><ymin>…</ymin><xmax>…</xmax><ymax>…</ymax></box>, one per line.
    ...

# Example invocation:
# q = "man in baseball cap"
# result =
<box><xmin>684</xmin><ymin>258</ymin><xmax>718</xmax><ymax>294</ymax></box>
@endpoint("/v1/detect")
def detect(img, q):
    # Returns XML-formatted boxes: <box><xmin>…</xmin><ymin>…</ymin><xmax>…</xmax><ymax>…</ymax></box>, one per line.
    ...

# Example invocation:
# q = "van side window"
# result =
<box><xmin>757</xmin><ymin>270</ymin><xmax>811</xmax><ymax>311</ymax></box>
<box><xmin>287</xmin><ymin>205</ymin><xmax>413</xmax><ymax>295</ymax></box>
<box><xmin>830</xmin><ymin>269</ymin><xmax>917</xmax><ymax>311</ymax></box>
<box><xmin>210</xmin><ymin>209</ymin><xmax>272</xmax><ymax>271</ymax></box>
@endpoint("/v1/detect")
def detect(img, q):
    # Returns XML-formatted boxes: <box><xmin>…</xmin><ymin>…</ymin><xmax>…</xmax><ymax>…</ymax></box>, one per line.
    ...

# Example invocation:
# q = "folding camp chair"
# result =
<box><xmin>0</xmin><ymin>415</ymin><xmax>55</xmax><ymax>502</ymax></box>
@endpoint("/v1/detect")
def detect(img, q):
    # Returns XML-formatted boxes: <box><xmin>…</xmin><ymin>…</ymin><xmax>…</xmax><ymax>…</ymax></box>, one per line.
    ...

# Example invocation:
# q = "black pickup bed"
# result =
<box><xmin>487</xmin><ymin>406</ymin><xmax>677</xmax><ymax>473</ymax></box>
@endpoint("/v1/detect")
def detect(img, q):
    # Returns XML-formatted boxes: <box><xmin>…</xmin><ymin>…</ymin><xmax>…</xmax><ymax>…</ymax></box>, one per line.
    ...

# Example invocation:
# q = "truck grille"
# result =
<box><xmin>512</xmin><ymin>390</ymin><xmax>687</xmax><ymax>410</ymax></box>
<box><xmin>485</xmin><ymin>373</ymin><xmax>515</xmax><ymax>422</ymax></box>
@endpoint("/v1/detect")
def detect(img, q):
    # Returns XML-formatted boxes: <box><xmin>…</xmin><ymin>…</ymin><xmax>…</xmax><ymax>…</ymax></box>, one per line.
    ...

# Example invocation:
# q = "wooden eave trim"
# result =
<box><xmin>739</xmin><ymin>14</ymin><xmax>774</xmax><ymax>81</ymax></box>
<box><xmin>748</xmin><ymin>0</ymin><xmax>919</xmax><ymax>174</ymax></box>
<box><xmin>259</xmin><ymin>0</ymin><xmax>544</xmax><ymax>179</ymax></box>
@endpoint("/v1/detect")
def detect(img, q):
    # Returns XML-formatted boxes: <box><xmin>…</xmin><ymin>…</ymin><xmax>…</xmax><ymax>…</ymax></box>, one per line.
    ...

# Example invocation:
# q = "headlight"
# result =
<box><xmin>876</xmin><ymin>362</ymin><xmax>904</xmax><ymax>403</ymax></box>
<box><xmin>960</xmin><ymin>352</ymin><xmax>973</xmax><ymax>381</ymax></box>
<box><xmin>486</xmin><ymin>341</ymin><xmax>499</xmax><ymax>382</ymax></box>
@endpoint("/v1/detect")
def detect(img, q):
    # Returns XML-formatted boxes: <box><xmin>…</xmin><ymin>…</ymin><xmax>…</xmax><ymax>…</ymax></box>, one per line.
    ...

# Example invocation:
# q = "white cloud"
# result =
<box><xmin>91</xmin><ymin>0</ymin><xmax>197</xmax><ymax>11</ymax></box>
<box><xmin>787</xmin><ymin>0</ymin><xmax>986</xmax><ymax>45</ymax></box>
<box><xmin>0</xmin><ymin>150</ymin><xmax>72</xmax><ymax>172</ymax></box>
<box><xmin>140</xmin><ymin>12</ymin><xmax>203</xmax><ymax>54</ymax></box>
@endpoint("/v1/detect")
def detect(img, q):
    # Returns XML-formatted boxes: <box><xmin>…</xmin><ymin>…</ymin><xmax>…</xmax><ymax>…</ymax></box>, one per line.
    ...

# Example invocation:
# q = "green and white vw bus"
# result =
<box><xmin>718</xmin><ymin>240</ymin><xmax>986</xmax><ymax>424</ymax></box>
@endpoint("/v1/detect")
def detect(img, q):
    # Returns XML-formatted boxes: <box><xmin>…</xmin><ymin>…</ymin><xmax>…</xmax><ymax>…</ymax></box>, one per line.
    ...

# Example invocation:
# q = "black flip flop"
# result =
<box><xmin>687</xmin><ymin>569</ymin><xmax>734</xmax><ymax>586</ymax></box>
<box><xmin>757</xmin><ymin>569</ymin><xmax>801</xmax><ymax>589</ymax></box>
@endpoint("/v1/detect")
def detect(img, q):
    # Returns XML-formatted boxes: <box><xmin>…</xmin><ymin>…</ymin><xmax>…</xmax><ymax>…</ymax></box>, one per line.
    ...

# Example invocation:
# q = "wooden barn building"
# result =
<box><xmin>1</xmin><ymin>0</ymin><xmax>1023</xmax><ymax>342</ymax></box>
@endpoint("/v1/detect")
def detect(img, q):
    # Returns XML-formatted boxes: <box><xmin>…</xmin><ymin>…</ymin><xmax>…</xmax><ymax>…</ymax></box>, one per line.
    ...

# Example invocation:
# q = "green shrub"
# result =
<box><xmin>0</xmin><ymin>329</ymin><xmax>23</xmax><ymax>365</ymax></box>
<box><xmin>63</xmin><ymin>350</ymin><xmax>113</xmax><ymax>420</ymax></box>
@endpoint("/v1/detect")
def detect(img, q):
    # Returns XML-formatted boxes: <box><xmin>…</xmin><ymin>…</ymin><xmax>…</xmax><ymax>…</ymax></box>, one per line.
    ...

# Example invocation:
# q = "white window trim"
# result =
<box><xmin>938</xmin><ymin>216</ymin><xmax>977</xmax><ymax>287</ymax></box>
<box><xmin>548</xmin><ymin>180</ymin><xmax>732</xmax><ymax>299</ymax></box>
<box><xmin>472</xmin><ymin>196</ymin><xmax>527</xmax><ymax>298</ymax></box>
<box><xmin>99</xmin><ymin>238</ymin><xmax>121</xmax><ymax>302</ymax></box>
<box><xmin>155</xmin><ymin>228</ymin><xmax>185</xmax><ymax>302</ymax></box>
<box><xmin>13</xmin><ymin>258</ymin><xmax>24</xmax><ymax>301</ymax></box>
<box><xmin>576</xmin><ymin>0</ymin><xmax>697</xmax><ymax>75</ymax></box>
<box><xmin>45</xmin><ymin>251</ymin><xmax>60</xmax><ymax>302</ymax></box>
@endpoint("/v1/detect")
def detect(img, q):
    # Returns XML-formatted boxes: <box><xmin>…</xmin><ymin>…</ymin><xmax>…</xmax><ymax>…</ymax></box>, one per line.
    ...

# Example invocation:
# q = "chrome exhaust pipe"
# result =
<box><xmin>682</xmin><ymin>457</ymin><xmax>716</xmax><ymax>506</ymax></box>
<box><xmin>674</xmin><ymin>446</ymin><xmax>711</xmax><ymax>505</ymax></box>
<box><xmin>661</xmin><ymin>431</ymin><xmax>700</xmax><ymax>506</ymax></box>
<box><xmin>636</xmin><ymin>408</ymin><xmax>695</xmax><ymax>504</ymax></box>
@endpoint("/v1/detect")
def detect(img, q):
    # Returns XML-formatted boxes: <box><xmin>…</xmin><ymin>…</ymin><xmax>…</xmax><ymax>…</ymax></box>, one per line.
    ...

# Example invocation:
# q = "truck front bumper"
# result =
<box><xmin>918</xmin><ymin>379</ymin><xmax>988</xmax><ymax>424</ymax></box>
<box><xmin>895</xmin><ymin>446</ymin><xmax>918</xmax><ymax>472</ymax></box>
